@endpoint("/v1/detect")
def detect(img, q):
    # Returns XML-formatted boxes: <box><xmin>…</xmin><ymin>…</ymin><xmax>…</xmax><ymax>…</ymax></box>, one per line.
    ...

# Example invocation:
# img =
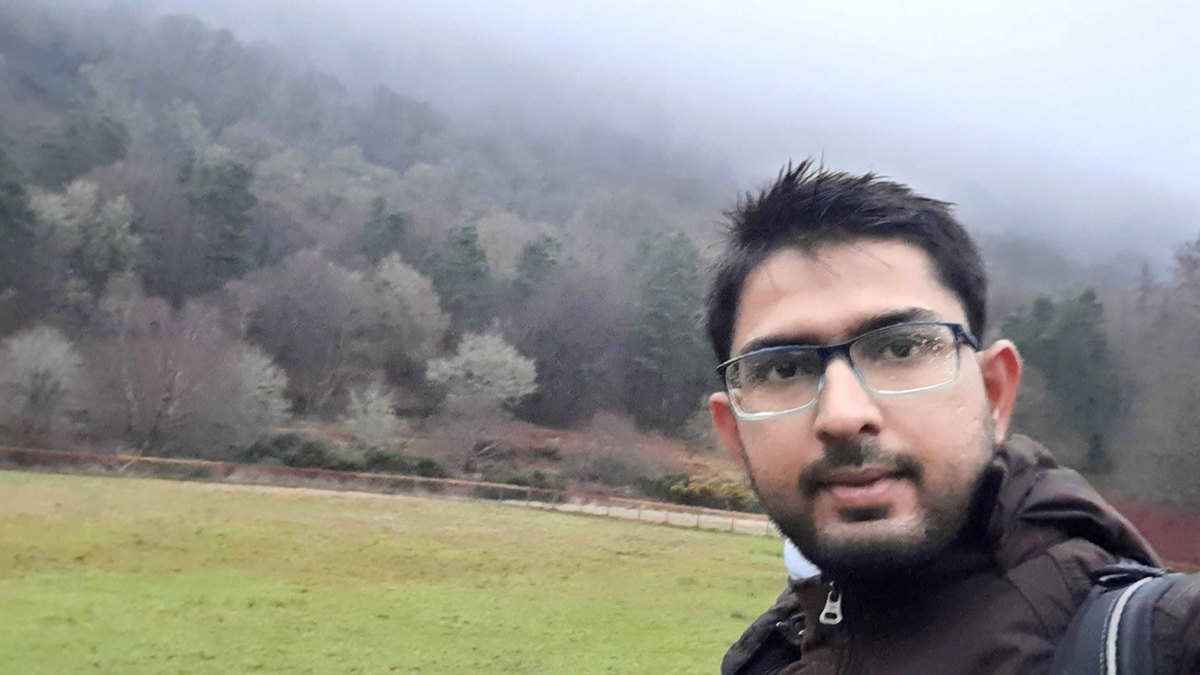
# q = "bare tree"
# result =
<box><xmin>0</xmin><ymin>325</ymin><xmax>83</xmax><ymax>440</ymax></box>
<box><xmin>82</xmin><ymin>280</ymin><xmax>289</xmax><ymax>459</ymax></box>
<box><xmin>230</xmin><ymin>251</ymin><xmax>377</xmax><ymax>414</ymax></box>
<box><xmin>374</xmin><ymin>253</ymin><xmax>448</xmax><ymax>363</ymax></box>
<box><xmin>232</xmin><ymin>250</ymin><xmax>444</xmax><ymax>414</ymax></box>
<box><xmin>344</xmin><ymin>381</ymin><xmax>402</xmax><ymax>451</ymax></box>
<box><xmin>505</xmin><ymin>265</ymin><xmax>630</xmax><ymax>427</ymax></box>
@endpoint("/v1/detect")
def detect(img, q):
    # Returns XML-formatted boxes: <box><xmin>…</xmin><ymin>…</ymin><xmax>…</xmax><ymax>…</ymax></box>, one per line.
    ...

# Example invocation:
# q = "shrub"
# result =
<box><xmin>471</xmin><ymin>467</ymin><xmax>563</xmax><ymax>500</ymax></box>
<box><xmin>483</xmin><ymin>467</ymin><xmax>562</xmax><ymax>491</ymax></box>
<box><xmin>239</xmin><ymin>434</ymin><xmax>354</xmax><ymax>470</ymax></box>
<box><xmin>639</xmin><ymin>473</ymin><xmax>690</xmax><ymax>501</ymax></box>
<box><xmin>240</xmin><ymin>434</ymin><xmax>303</xmax><ymax>464</ymax></box>
<box><xmin>361</xmin><ymin>448</ymin><xmax>409</xmax><ymax>473</ymax></box>
<box><xmin>362</xmin><ymin>449</ymin><xmax>448</xmax><ymax>478</ymax></box>
<box><xmin>525</xmin><ymin>445</ymin><xmax>563</xmax><ymax>462</ymax></box>
<box><xmin>666</xmin><ymin>474</ymin><xmax>761</xmax><ymax>513</ymax></box>
<box><xmin>413</xmin><ymin>457</ymin><xmax>448</xmax><ymax>479</ymax></box>
<box><xmin>288</xmin><ymin>441</ymin><xmax>347</xmax><ymax>470</ymax></box>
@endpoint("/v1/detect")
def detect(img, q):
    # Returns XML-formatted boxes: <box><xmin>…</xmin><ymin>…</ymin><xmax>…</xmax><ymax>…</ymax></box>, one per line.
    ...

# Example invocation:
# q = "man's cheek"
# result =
<box><xmin>751</xmin><ymin>461</ymin><xmax>808</xmax><ymax>515</ymax></box>
<box><xmin>745</xmin><ymin>428</ymin><xmax>820</xmax><ymax>474</ymax></box>
<box><xmin>883</xmin><ymin>482</ymin><xmax>922</xmax><ymax>520</ymax></box>
<box><xmin>756</xmin><ymin>466</ymin><xmax>803</xmax><ymax>505</ymax></box>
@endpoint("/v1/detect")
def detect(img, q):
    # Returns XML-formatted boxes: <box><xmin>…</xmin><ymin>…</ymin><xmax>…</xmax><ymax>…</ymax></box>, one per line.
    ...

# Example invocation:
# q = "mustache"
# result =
<box><xmin>798</xmin><ymin>439</ymin><xmax>924</xmax><ymax>499</ymax></box>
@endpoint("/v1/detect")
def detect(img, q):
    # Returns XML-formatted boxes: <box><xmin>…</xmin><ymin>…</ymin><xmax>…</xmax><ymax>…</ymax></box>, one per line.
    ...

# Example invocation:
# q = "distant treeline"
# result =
<box><xmin>0</xmin><ymin>1</ymin><xmax>715</xmax><ymax>458</ymax></box>
<box><xmin>0</xmin><ymin>0</ymin><xmax>1196</xmax><ymax>505</ymax></box>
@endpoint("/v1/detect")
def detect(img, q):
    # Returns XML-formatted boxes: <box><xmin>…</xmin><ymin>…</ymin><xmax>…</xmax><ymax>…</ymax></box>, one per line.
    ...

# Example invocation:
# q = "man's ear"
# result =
<box><xmin>710</xmin><ymin>391</ymin><xmax>749</xmax><ymax>473</ymax></box>
<box><xmin>977</xmin><ymin>339</ymin><xmax>1023</xmax><ymax>443</ymax></box>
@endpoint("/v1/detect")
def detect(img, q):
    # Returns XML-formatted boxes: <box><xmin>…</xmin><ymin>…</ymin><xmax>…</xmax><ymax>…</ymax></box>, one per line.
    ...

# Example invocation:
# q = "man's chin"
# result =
<box><xmin>778</xmin><ymin>512</ymin><xmax>942</xmax><ymax>579</ymax></box>
<box><xmin>819</xmin><ymin>514</ymin><xmax>929</xmax><ymax>555</ymax></box>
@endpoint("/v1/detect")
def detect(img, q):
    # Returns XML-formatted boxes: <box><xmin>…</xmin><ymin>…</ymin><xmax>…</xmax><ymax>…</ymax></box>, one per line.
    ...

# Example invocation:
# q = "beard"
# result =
<box><xmin>749</xmin><ymin>415</ymin><xmax>996</xmax><ymax>580</ymax></box>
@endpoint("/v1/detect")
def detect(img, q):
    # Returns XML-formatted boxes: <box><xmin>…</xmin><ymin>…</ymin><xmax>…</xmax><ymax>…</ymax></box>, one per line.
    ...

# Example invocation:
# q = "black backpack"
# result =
<box><xmin>1050</xmin><ymin>560</ymin><xmax>1188</xmax><ymax>675</ymax></box>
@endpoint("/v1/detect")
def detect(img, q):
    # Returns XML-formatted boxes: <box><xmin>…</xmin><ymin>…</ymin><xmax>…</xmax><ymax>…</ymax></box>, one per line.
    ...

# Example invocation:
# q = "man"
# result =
<box><xmin>706</xmin><ymin>161</ymin><xmax>1200</xmax><ymax>675</ymax></box>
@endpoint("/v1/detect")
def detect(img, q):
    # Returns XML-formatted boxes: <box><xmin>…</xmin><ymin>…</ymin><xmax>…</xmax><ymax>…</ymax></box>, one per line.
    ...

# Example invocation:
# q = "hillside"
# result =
<box><xmin>0</xmin><ymin>0</ymin><xmax>1198</xmax><ymax>507</ymax></box>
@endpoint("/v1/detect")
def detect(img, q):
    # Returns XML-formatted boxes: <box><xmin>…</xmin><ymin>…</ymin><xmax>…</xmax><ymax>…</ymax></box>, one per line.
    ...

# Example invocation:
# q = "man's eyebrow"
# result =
<box><xmin>846</xmin><ymin>308</ymin><xmax>941</xmax><ymax>340</ymax></box>
<box><xmin>735</xmin><ymin>308</ymin><xmax>942</xmax><ymax>357</ymax></box>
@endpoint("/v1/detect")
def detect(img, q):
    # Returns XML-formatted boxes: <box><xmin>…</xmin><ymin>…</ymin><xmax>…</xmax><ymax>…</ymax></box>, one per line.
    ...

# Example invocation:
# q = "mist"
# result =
<box><xmin>145</xmin><ymin>0</ymin><xmax>1200</xmax><ymax>264</ymax></box>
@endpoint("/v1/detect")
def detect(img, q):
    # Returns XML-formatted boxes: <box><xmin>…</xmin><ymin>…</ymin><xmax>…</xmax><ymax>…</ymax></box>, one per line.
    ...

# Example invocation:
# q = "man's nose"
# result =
<box><xmin>813</xmin><ymin>358</ymin><xmax>883</xmax><ymax>443</ymax></box>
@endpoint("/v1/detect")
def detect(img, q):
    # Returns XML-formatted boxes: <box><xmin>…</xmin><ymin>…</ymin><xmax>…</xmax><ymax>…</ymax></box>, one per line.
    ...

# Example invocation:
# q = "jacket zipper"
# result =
<box><xmin>820</xmin><ymin>582</ymin><xmax>843</xmax><ymax>625</ymax></box>
<box><xmin>821</xmin><ymin>582</ymin><xmax>851</xmax><ymax>675</ymax></box>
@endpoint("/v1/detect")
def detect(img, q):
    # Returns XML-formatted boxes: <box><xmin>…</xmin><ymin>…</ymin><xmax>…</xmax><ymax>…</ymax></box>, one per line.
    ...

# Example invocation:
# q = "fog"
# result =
<box><xmin>150</xmin><ymin>0</ymin><xmax>1199</xmax><ymax>263</ymax></box>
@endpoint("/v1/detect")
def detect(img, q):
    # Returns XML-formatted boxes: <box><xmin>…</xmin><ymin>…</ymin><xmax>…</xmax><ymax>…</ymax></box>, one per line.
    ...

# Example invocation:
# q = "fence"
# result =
<box><xmin>8</xmin><ymin>446</ymin><xmax>1196</xmax><ymax>563</ymax></box>
<box><xmin>0</xmin><ymin>446</ymin><xmax>780</xmax><ymax>537</ymax></box>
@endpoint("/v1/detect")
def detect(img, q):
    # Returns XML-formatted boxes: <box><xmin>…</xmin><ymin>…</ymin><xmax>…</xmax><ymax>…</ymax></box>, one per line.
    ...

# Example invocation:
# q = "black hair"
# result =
<box><xmin>706</xmin><ymin>159</ymin><xmax>987</xmax><ymax>363</ymax></box>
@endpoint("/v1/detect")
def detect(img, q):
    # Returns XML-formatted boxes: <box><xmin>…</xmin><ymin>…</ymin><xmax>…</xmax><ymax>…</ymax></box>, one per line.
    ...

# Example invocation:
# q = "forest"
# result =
<box><xmin>0</xmin><ymin>0</ymin><xmax>1196</xmax><ymax>507</ymax></box>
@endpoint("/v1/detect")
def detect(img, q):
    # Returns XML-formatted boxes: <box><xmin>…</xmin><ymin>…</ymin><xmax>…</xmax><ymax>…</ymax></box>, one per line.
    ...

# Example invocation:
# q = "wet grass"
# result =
<box><xmin>0</xmin><ymin>470</ymin><xmax>784</xmax><ymax>674</ymax></box>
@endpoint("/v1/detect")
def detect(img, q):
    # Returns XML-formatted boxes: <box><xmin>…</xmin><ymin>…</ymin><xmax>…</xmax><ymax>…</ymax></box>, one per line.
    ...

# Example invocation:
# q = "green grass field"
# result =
<box><xmin>0</xmin><ymin>470</ymin><xmax>785</xmax><ymax>674</ymax></box>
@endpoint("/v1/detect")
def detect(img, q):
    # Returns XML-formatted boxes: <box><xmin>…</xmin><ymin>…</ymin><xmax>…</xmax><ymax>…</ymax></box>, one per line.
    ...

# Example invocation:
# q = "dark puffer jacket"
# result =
<box><xmin>721</xmin><ymin>436</ymin><xmax>1200</xmax><ymax>675</ymax></box>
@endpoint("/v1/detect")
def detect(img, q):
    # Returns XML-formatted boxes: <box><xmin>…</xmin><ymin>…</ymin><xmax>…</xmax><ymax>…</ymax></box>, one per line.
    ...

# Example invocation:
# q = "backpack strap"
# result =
<box><xmin>1049</xmin><ymin>560</ymin><xmax>1183</xmax><ymax>675</ymax></box>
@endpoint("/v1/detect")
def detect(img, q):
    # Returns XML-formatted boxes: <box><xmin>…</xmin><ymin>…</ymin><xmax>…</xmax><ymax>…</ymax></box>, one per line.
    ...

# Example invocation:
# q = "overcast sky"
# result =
<box><xmin>155</xmin><ymin>0</ymin><xmax>1200</xmax><ymax>261</ymax></box>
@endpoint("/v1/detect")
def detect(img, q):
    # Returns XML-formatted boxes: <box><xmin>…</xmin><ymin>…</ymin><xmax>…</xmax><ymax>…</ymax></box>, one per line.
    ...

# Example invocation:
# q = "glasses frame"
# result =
<box><xmin>716</xmin><ymin>321</ymin><xmax>981</xmax><ymax>421</ymax></box>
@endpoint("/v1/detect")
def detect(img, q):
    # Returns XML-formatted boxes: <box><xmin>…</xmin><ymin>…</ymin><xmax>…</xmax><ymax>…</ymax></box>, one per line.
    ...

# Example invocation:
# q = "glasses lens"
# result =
<box><xmin>852</xmin><ymin>324</ymin><xmax>959</xmax><ymax>394</ymax></box>
<box><xmin>726</xmin><ymin>348</ymin><xmax>822</xmax><ymax>415</ymax></box>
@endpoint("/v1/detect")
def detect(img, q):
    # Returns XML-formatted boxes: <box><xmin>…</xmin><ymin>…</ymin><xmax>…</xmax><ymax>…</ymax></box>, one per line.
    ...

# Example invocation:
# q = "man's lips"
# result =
<box><xmin>820</xmin><ymin>467</ymin><xmax>896</xmax><ymax>487</ymax></box>
<box><xmin>817</xmin><ymin>467</ymin><xmax>907</xmax><ymax>508</ymax></box>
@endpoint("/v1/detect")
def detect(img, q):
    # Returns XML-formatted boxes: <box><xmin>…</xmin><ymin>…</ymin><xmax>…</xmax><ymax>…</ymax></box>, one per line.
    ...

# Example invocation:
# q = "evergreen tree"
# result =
<box><xmin>183</xmin><ymin>158</ymin><xmax>258</xmax><ymax>283</ymax></box>
<box><xmin>625</xmin><ymin>232</ymin><xmax>712</xmax><ymax>432</ymax></box>
<box><xmin>0</xmin><ymin>148</ymin><xmax>35</xmax><ymax>296</ymax></box>
<box><xmin>358</xmin><ymin>196</ymin><xmax>409</xmax><ymax>265</ymax></box>
<box><xmin>33</xmin><ymin>114</ymin><xmax>130</xmax><ymax>188</ymax></box>
<box><xmin>140</xmin><ymin>157</ymin><xmax>261</xmax><ymax>305</ymax></box>
<box><xmin>426</xmin><ymin>225</ymin><xmax>494</xmax><ymax>334</ymax></box>
<box><xmin>1003</xmin><ymin>290</ymin><xmax>1123</xmax><ymax>472</ymax></box>
<box><xmin>510</xmin><ymin>234</ymin><xmax>561</xmax><ymax>304</ymax></box>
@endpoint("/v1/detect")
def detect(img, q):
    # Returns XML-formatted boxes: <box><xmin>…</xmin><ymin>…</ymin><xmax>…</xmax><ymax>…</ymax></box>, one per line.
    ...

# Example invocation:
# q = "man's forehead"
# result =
<box><xmin>730</xmin><ymin>241</ymin><xmax>966</xmax><ymax>352</ymax></box>
<box><xmin>749</xmin><ymin>240</ymin><xmax>938</xmax><ymax>290</ymax></box>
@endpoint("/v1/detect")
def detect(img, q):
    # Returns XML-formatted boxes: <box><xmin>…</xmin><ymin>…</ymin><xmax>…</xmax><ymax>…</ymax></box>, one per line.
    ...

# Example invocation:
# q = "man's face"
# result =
<box><xmin>710</xmin><ymin>240</ymin><xmax>1020</xmax><ymax>577</ymax></box>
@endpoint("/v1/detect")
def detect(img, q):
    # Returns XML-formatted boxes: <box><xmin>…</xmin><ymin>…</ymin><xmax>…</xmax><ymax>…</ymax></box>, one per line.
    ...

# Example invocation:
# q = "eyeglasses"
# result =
<box><xmin>717</xmin><ymin>322</ymin><xmax>980</xmax><ymax>420</ymax></box>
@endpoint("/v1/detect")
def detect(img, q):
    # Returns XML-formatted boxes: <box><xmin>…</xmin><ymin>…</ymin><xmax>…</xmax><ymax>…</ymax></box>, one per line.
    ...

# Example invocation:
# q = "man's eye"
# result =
<box><xmin>751</xmin><ymin>355</ymin><xmax>817</xmax><ymax>384</ymax></box>
<box><xmin>882</xmin><ymin>339</ymin><xmax>918</xmax><ymax>359</ymax></box>
<box><xmin>870</xmin><ymin>334</ymin><xmax>943</xmax><ymax>361</ymax></box>
<box><xmin>766</xmin><ymin>361</ymin><xmax>800</xmax><ymax>382</ymax></box>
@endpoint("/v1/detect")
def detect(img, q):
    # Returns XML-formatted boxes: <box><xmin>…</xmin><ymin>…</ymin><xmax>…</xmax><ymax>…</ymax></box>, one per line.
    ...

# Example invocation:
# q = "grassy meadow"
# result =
<box><xmin>0</xmin><ymin>471</ymin><xmax>785</xmax><ymax>674</ymax></box>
